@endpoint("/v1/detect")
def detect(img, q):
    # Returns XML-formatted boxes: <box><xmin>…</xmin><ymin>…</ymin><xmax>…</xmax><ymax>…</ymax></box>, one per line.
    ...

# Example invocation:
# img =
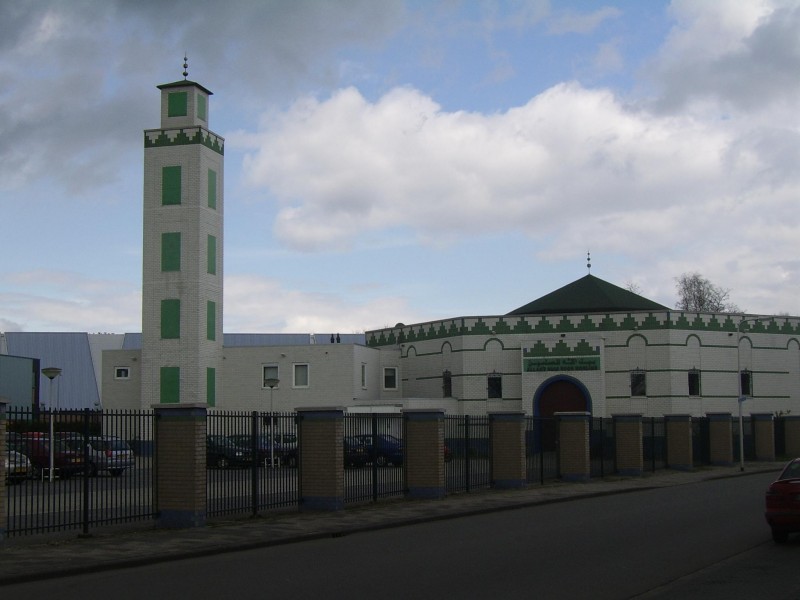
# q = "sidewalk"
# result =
<box><xmin>0</xmin><ymin>462</ymin><xmax>784</xmax><ymax>586</ymax></box>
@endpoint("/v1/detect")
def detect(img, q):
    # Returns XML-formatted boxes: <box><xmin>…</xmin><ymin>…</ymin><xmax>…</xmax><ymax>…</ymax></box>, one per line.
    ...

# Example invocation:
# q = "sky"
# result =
<box><xmin>2</xmin><ymin>0</ymin><xmax>800</xmax><ymax>335</ymax></box>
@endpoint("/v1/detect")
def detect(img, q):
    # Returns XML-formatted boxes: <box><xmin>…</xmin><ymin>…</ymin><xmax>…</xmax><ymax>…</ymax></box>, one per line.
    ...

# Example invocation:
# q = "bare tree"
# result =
<box><xmin>624</xmin><ymin>281</ymin><xmax>644</xmax><ymax>295</ymax></box>
<box><xmin>675</xmin><ymin>272</ymin><xmax>742</xmax><ymax>313</ymax></box>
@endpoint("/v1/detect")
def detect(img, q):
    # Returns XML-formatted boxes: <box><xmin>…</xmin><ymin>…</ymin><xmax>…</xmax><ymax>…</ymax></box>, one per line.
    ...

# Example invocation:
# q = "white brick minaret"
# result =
<box><xmin>141</xmin><ymin>62</ymin><xmax>224</xmax><ymax>407</ymax></box>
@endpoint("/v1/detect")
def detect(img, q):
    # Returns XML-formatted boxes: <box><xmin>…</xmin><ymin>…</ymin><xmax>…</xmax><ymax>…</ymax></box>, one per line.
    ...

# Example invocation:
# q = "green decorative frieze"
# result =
<box><xmin>365</xmin><ymin>312</ymin><xmax>800</xmax><ymax>347</ymax></box>
<box><xmin>523</xmin><ymin>339</ymin><xmax>601</xmax><ymax>372</ymax></box>
<box><xmin>524</xmin><ymin>356</ymin><xmax>601</xmax><ymax>372</ymax></box>
<box><xmin>523</xmin><ymin>339</ymin><xmax>599</xmax><ymax>358</ymax></box>
<box><xmin>144</xmin><ymin>128</ymin><xmax>224</xmax><ymax>155</ymax></box>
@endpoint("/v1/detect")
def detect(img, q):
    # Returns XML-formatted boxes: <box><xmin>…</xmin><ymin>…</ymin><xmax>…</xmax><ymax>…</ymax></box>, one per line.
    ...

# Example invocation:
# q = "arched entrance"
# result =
<box><xmin>533</xmin><ymin>376</ymin><xmax>591</xmax><ymax>451</ymax></box>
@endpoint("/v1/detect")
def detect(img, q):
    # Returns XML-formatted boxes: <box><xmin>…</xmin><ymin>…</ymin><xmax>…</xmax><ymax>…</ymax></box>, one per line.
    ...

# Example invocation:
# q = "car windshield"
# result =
<box><xmin>209</xmin><ymin>436</ymin><xmax>239</xmax><ymax>447</ymax></box>
<box><xmin>778</xmin><ymin>460</ymin><xmax>800</xmax><ymax>480</ymax></box>
<box><xmin>105</xmin><ymin>440</ymin><xmax>131</xmax><ymax>451</ymax></box>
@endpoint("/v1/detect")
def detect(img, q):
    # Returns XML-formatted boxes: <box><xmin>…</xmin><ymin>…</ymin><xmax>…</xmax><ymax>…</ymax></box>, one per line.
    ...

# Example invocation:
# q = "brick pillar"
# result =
<box><xmin>403</xmin><ymin>409</ymin><xmax>445</xmax><ymax>499</ymax></box>
<box><xmin>556</xmin><ymin>412</ymin><xmax>590</xmax><ymax>482</ymax></box>
<box><xmin>489</xmin><ymin>412</ymin><xmax>526</xmax><ymax>489</ymax></box>
<box><xmin>613</xmin><ymin>414</ymin><xmax>643</xmax><ymax>476</ymax></box>
<box><xmin>665</xmin><ymin>414</ymin><xmax>693</xmax><ymax>471</ymax></box>
<box><xmin>707</xmin><ymin>413</ymin><xmax>733</xmax><ymax>466</ymax></box>
<box><xmin>784</xmin><ymin>416</ymin><xmax>800</xmax><ymax>457</ymax></box>
<box><xmin>0</xmin><ymin>400</ymin><xmax>7</xmax><ymax>542</ymax></box>
<box><xmin>154</xmin><ymin>403</ymin><xmax>207</xmax><ymax>528</ymax></box>
<box><xmin>752</xmin><ymin>413</ymin><xmax>776</xmax><ymax>461</ymax></box>
<box><xmin>297</xmin><ymin>407</ymin><xmax>344</xmax><ymax>511</ymax></box>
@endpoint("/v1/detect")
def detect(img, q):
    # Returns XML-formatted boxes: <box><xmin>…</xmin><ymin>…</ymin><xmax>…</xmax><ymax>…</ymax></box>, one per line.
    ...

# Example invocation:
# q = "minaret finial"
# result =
<box><xmin>587</xmin><ymin>251</ymin><xmax>591</xmax><ymax>273</ymax></box>
<box><xmin>182</xmin><ymin>54</ymin><xmax>189</xmax><ymax>79</ymax></box>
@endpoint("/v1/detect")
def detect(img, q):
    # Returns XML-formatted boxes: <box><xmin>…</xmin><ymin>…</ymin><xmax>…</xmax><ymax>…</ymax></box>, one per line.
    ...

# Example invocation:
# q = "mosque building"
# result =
<box><xmin>3</xmin><ymin>68</ymin><xmax>799</xmax><ymax>420</ymax></box>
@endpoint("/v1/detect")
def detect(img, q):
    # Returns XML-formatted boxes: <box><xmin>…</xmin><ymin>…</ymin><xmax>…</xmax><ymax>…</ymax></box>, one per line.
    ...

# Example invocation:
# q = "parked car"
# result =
<box><xmin>206</xmin><ymin>435</ymin><xmax>253</xmax><ymax>469</ymax></box>
<box><xmin>343</xmin><ymin>436</ymin><xmax>369</xmax><ymax>468</ymax></box>
<box><xmin>5</xmin><ymin>448</ymin><xmax>31</xmax><ymax>484</ymax></box>
<box><xmin>13</xmin><ymin>433</ymin><xmax>85</xmax><ymax>479</ymax></box>
<box><xmin>85</xmin><ymin>436</ymin><xmax>135</xmax><ymax>477</ymax></box>
<box><xmin>228</xmin><ymin>434</ymin><xmax>295</xmax><ymax>467</ymax></box>
<box><xmin>765</xmin><ymin>457</ymin><xmax>800</xmax><ymax>543</ymax></box>
<box><xmin>352</xmin><ymin>433</ymin><xmax>404</xmax><ymax>466</ymax></box>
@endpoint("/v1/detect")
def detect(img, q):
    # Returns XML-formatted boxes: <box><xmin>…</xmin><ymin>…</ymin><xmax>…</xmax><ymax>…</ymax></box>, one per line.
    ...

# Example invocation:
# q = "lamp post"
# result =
<box><xmin>41</xmin><ymin>367</ymin><xmax>62</xmax><ymax>482</ymax></box>
<box><xmin>264</xmin><ymin>378</ymin><xmax>279</xmax><ymax>468</ymax></box>
<box><xmin>736</xmin><ymin>316</ymin><xmax>771</xmax><ymax>472</ymax></box>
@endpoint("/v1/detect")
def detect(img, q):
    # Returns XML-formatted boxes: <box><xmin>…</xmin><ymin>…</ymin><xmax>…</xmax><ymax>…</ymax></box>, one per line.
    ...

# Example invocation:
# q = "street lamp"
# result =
<box><xmin>736</xmin><ymin>316</ymin><xmax>771</xmax><ymax>472</ymax></box>
<box><xmin>264</xmin><ymin>377</ymin><xmax>279</xmax><ymax>468</ymax></box>
<box><xmin>41</xmin><ymin>367</ymin><xmax>62</xmax><ymax>482</ymax></box>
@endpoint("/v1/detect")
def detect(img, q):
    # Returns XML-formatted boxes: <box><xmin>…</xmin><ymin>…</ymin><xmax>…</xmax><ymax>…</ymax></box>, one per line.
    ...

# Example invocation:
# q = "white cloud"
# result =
<box><xmin>650</xmin><ymin>0</ymin><xmax>800</xmax><ymax>113</ymax></box>
<box><xmin>547</xmin><ymin>6</ymin><xmax>622</xmax><ymax>35</ymax></box>
<box><xmin>0</xmin><ymin>271</ymin><xmax>141</xmax><ymax>332</ymax></box>
<box><xmin>241</xmin><ymin>66</ymin><xmax>800</xmax><ymax>312</ymax></box>
<box><xmin>224</xmin><ymin>274</ymin><xmax>423</xmax><ymax>332</ymax></box>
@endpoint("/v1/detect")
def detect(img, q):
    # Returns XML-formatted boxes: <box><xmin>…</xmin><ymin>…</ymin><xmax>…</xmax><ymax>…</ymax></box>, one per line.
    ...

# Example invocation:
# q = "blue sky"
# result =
<box><xmin>2</xmin><ymin>0</ymin><xmax>799</xmax><ymax>334</ymax></box>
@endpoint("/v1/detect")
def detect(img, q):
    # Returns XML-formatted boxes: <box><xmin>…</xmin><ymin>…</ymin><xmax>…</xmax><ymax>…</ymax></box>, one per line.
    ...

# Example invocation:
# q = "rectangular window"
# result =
<box><xmin>688</xmin><ymin>370</ymin><xmax>701</xmax><ymax>396</ymax></box>
<box><xmin>162</xmin><ymin>166</ymin><xmax>181</xmax><ymax>205</ymax></box>
<box><xmin>263</xmin><ymin>364</ymin><xmax>279</xmax><ymax>388</ymax></box>
<box><xmin>383</xmin><ymin>367</ymin><xmax>398</xmax><ymax>390</ymax></box>
<box><xmin>361</xmin><ymin>363</ymin><xmax>367</xmax><ymax>389</ymax></box>
<box><xmin>196</xmin><ymin>93</ymin><xmax>207</xmax><ymax>121</ymax></box>
<box><xmin>293</xmin><ymin>363</ymin><xmax>309</xmax><ymax>388</ymax></box>
<box><xmin>207</xmin><ymin>368</ymin><xmax>215</xmax><ymax>407</ymax></box>
<box><xmin>207</xmin><ymin>300</ymin><xmax>216</xmax><ymax>341</ymax></box>
<box><xmin>161</xmin><ymin>232</ymin><xmax>181</xmax><ymax>271</ymax></box>
<box><xmin>160</xmin><ymin>299</ymin><xmax>180</xmax><ymax>339</ymax></box>
<box><xmin>207</xmin><ymin>169</ymin><xmax>217</xmax><ymax>209</ymax></box>
<box><xmin>207</xmin><ymin>235</ymin><xmax>216</xmax><ymax>274</ymax></box>
<box><xmin>488</xmin><ymin>374</ymin><xmax>502</xmax><ymax>399</ymax></box>
<box><xmin>160</xmin><ymin>366</ymin><xmax>180</xmax><ymax>403</ymax></box>
<box><xmin>740</xmin><ymin>370</ymin><xmax>752</xmax><ymax>397</ymax></box>
<box><xmin>443</xmin><ymin>370</ymin><xmax>452</xmax><ymax>398</ymax></box>
<box><xmin>114</xmin><ymin>367</ymin><xmax>130</xmax><ymax>380</ymax></box>
<box><xmin>630</xmin><ymin>371</ymin><xmax>647</xmax><ymax>397</ymax></box>
<box><xmin>168</xmin><ymin>91</ymin><xmax>188</xmax><ymax>117</ymax></box>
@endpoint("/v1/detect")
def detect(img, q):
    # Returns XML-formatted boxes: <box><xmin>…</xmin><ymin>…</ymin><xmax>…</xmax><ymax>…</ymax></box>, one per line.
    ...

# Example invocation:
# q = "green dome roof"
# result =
<box><xmin>507</xmin><ymin>274</ymin><xmax>670</xmax><ymax>315</ymax></box>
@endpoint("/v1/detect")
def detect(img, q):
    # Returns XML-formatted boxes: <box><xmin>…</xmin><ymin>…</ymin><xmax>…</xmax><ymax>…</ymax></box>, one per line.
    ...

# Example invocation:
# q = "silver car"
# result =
<box><xmin>86</xmin><ymin>436</ymin><xmax>135</xmax><ymax>477</ymax></box>
<box><xmin>5</xmin><ymin>448</ymin><xmax>31</xmax><ymax>484</ymax></box>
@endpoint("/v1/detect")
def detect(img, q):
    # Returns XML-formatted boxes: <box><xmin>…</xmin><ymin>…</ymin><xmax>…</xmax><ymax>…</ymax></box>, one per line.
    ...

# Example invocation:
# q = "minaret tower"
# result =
<box><xmin>141</xmin><ymin>58</ymin><xmax>224</xmax><ymax>407</ymax></box>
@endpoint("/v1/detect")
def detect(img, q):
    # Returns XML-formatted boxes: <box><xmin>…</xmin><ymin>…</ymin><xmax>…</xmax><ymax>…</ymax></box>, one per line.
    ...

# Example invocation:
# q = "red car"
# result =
<box><xmin>765</xmin><ymin>458</ymin><xmax>800</xmax><ymax>543</ymax></box>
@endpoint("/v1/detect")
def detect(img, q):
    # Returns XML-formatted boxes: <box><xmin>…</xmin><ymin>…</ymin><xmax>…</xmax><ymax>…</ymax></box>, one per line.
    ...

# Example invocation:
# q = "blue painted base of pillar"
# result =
<box><xmin>616</xmin><ymin>468</ymin><xmax>642</xmax><ymax>477</ymax></box>
<box><xmin>301</xmin><ymin>496</ymin><xmax>345</xmax><ymax>511</ymax></box>
<box><xmin>492</xmin><ymin>478</ymin><xmax>526</xmax><ymax>489</ymax></box>
<box><xmin>157</xmin><ymin>509</ymin><xmax>206</xmax><ymax>529</ymax></box>
<box><xmin>407</xmin><ymin>486</ymin><xmax>446</xmax><ymax>499</ymax></box>
<box><xmin>561</xmin><ymin>473</ymin><xmax>590</xmax><ymax>482</ymax></box>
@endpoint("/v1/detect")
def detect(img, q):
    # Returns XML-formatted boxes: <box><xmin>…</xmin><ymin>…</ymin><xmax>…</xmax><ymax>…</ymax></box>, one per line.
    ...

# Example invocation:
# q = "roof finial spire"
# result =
<box><xmin>182</xmin><ymin>54</ymin><xmax>189</xmax><ymax>79</ymax></box>
<box><xmin>587</xmin><ymin>251</ymin><xmax>591</xmax><ymax>273</ymax></box>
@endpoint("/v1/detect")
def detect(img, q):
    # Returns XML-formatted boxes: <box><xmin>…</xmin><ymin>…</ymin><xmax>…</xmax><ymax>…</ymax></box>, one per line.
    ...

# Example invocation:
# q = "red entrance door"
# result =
<box><xmin>536</xmin><ymin>379</ymin><xmax>588</xmax><ymax>451</ymax></box>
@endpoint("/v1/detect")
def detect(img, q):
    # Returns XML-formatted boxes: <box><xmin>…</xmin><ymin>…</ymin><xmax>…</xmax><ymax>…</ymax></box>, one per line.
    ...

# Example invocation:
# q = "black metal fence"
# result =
<box><xmin>733</xmin><ymin>416</ymin><xmax>756</xmax><ymax>462</ymax></box>
<box><xmin>5</xmin><ymin>409</ymin><xmax>792</xmax><ymax>538</ymax></box>
<box><xmin>525</xmin><ymin>417</ymin><xmax>559</xmax><ymax>484</ymax></box>
<box><xmin>206</xmin><ymin>411</ymin><xmax>298</xmax><ymax>517</ymax></box>
<box><xmin>591</xmin><ymin>418</ymin><xmax>615</xmax><ymax>477</ymax></box>
<box><xmin>4</xmin><ymin>407</ymin><xmax>154</xmax><ymax>537</ymax></box>
<box><xmin>343</xmin><ymin>414</ymin><xmax>404</xmax><ymax>504</ymax></box>
<box><xmin>445</xmin><ymin>415</ymin><xmax>491</xmax><ymax>493</ymax></box>
<box><xmin>643</xmin><ymin>417</ymin><xmax>666</xmax><ymax>472</ymax></box>
<box><xmin>691</xmin><ymin>417</ymin><xmax>711</xmax><ymax>466</ymax></box>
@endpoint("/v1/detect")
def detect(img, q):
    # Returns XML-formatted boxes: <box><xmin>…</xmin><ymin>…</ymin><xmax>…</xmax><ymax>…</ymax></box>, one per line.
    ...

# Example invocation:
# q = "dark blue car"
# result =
<box><xmin>352</xmin><ymin>433</ymin><xmax>403</xmax><ymax>467</ymax></box>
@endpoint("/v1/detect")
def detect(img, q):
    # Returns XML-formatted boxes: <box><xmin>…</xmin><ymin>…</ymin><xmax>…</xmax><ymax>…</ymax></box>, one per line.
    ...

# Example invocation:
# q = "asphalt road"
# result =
<box><xmin>5</xmin><ymin>471</ymin><xmax>797</xmax><ymax>600</ymax></box>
